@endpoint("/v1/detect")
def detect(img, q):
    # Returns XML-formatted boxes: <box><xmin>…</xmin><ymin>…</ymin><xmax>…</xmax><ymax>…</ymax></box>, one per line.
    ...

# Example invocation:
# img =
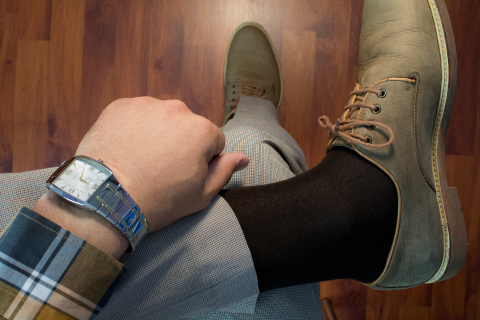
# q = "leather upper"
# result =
<box><xmin>358</xmin><ymin>0</ymin><xmax>444</xmax><ymax>187</ymax></box>
<box><xmin>224</xmin><ymin>23</ymin><xmax>282</xmax><ymax>111</ymax></box>
<box><xmin>328</xmin><ymin>0</ymin><xmax>452</xmax><ymax>288</ymax></box>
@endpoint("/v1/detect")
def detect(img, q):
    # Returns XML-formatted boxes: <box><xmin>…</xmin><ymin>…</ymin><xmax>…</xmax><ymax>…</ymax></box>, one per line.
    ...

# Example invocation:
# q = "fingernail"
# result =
<box><xmin>235</xmin><ymin>158</ymin><xmax>249</xmax><ymax>171</ymax></box>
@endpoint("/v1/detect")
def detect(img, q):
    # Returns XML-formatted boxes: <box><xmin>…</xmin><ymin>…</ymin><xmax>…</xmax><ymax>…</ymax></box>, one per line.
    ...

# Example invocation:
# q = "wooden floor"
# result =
<box><xmin>1</xmin><ymin>0</ymin><xmax>479</xmax><ymax>319</ymax></box>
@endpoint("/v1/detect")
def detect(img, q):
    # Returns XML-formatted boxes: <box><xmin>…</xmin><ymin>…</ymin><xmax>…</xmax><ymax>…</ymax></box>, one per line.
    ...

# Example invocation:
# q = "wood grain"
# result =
<box><xmin>0</xmin><ymin>13</ymin><xmax>21</xmax><ymax>172</ymax></box>
<box><xmin>17</xmin><ymin>0</ymin><xmax>52</xmax><ymax>41</ymax></box>
<box><xmin>146</xmin><ymin>0</ymin><xmax>185</xmax><ymax>100</ymax></box>
<box><xmin>280</xmin><ymin>30</ymin><xmax>318</xmax><ymax>168</ymax></box>
<box><xmin>79</xmin><ymin>0</ymin><xmax>119</xmax><ymax>136</ymax></box>
<box><xmin>45</xmin><ymin>0</ymin><xmax>85</xmax><ymax>168</ymax></box>
<box><xmin>444</xmin><ymin>0</ymin><xmax>479</xmax><ymax>155</ymax></box>
<box><xmin>14</xmin><ymin>40</ymin><xmax>49</xmax><ymax>124</ymax></box>
<box><xmin>0</xmin><ymin>1</ymin><xmax>479</xmax><ymax>319</ymax></box>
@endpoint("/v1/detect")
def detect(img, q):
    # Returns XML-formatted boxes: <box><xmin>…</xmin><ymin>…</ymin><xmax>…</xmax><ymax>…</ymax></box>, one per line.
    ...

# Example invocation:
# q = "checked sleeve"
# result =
<box><xmin>0</xmin><ymin>206</ymin><xmax>126</xmax><ymax>320</ymax></box>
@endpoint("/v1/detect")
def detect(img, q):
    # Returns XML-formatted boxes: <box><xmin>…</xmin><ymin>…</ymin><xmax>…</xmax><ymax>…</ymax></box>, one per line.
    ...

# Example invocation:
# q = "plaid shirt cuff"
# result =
<box><xmin>0</xmin><ymin>206</ymin><xmax>126</xmax><ymax>320</ymax></box>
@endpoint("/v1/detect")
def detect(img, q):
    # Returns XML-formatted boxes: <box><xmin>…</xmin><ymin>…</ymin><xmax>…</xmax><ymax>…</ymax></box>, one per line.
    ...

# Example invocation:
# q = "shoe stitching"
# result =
<box><xmin>425</xmin><ymin>0</ymin><xmax>451</xmax><ymax>284</ymax></box>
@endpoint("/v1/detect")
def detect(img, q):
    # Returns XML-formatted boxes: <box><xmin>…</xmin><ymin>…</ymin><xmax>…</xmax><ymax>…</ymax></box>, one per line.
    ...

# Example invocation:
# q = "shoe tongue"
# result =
<box><xmin>226</xmin><ymin>79</ymin><xmax>276</xmax><ymax>104</ymax></box>
<box><xmin>261</xmin><ymin>86</ymin><xmax>276</xmax><ymax>106</ymax></box>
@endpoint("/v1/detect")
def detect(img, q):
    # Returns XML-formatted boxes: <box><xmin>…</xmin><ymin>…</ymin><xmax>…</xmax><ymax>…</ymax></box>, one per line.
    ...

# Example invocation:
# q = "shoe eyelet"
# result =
<box><xmin>365</xmin><ymin>136</ymin><xmax>372</xmax><ymax>144</ymax></box>
<box><xmin>233</xmin><ymin>91</ymin><xmax>235</xmax><ymax>94</ymax></box>
<box><xmin>378</xmin><ymin>89</ymin><xmax>387</xmax><ymax>98</ymax></box>
<box><xmin>372</xmin><ymin>105</ymin><xmax>381</xmax><ymax>114</ymax></box>
<box><xmin>232</xmin><ymin>98</ymin><xmax>235</xmax><ymax>102</ymax></box>
<box><xmin>233</xmin><ymin>85</ymin><xmax>236</xmax><ymax>88</ymax></box>
<box><xmin>366</xmin><ymin>125</ymin><xmax>376</xmax><ymax>130</ymax></box>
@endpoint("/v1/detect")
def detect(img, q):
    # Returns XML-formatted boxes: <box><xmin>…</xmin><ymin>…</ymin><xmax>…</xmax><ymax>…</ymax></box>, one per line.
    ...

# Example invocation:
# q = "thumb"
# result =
<box><xmin>204</xmin><ymin>152</ymin><xmax>249</xmax><ymax>196</ymax></box>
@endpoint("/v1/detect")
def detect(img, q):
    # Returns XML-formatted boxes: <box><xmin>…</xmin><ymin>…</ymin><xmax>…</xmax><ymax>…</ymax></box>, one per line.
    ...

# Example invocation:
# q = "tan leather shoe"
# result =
<box><xmin>319</xmin><ymin>0</ymin><xmax>467</xmax><ymax>290</ymax></box>
<box><xmin>223</xmin><ymin>22</ymin><xmax>282</xmax><ymax>125</ymax></box>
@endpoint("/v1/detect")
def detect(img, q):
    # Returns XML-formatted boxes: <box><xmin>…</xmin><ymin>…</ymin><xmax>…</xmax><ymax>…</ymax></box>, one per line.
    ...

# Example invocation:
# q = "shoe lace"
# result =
<box><xmin>318</xmin><ymin>86</ymin><xmax>394</xmax><ymax>147</ymax></box>
<box><xmin>224</xmin><ymin>79</ymin><xmax>271</xmax><ymax>121</ymax></box>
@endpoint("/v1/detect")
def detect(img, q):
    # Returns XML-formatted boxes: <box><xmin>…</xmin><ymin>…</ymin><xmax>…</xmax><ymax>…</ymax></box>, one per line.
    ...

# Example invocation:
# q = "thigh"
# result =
<box><xmin>0</xmin><ymin>168</ymin><xmax>56</xmax><ymax>232</ymax></box>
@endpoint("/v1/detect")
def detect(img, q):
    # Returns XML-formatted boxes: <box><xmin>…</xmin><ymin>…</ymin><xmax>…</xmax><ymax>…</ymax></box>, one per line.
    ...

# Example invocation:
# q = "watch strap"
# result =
<box><xmin>91</xmin><ymin>182</ymin><xmax>148</xmax><ymax>251</ymax></box>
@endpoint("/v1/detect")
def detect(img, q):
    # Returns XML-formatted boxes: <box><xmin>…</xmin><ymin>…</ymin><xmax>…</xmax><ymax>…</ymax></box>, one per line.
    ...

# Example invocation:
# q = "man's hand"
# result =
<box><xmin>76</xmin><ymin>97</ymin><xmax>249</xmax><ymax>232</ymax></box>
<box><xmin>34</xmin><ymin>97</ymin><xmax>248</xmax><ymax>258</ymax></box>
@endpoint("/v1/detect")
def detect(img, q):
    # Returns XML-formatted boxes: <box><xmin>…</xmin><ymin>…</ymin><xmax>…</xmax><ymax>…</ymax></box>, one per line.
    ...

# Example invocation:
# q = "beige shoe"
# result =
<box><xmin>319</xmin><ymin>0</ymin><xmax>467</xmax><ymax>289</ymax></box>
<box><xmin>223</xmin><ymin>22</ymin><xmax>282</xmax><ymax>125</ymax></box>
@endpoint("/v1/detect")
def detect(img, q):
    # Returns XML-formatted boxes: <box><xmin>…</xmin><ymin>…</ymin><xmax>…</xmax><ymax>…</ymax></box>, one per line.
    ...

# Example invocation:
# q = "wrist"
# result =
<box><xmin>32</xmin><ymin>190</ymin><xmax>129</xmax><ymax>259</ymax></box>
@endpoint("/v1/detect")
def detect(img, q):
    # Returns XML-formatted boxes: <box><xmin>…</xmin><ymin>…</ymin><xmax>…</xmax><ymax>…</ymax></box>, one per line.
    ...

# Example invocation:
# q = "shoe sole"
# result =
<box><xmin>223</xmin><ymin>22</ymin><xmax>283</xmax><ymax>110</ymax></box>
<box><xmin>425</xmin><ymin>0</ymin><xmax>467</xmax><ymax>283</ymax></box>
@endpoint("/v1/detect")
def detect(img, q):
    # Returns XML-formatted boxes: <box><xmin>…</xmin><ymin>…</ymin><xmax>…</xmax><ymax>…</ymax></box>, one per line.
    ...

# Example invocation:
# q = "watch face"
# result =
<box><xmin>52</xmin><ymin>158</ymin><xmax>111</xmax><ymax>201</ymax></box>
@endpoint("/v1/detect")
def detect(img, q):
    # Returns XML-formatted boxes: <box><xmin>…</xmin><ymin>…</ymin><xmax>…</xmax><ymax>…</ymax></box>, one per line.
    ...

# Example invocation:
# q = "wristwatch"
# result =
<box><xmin>45</xmin><ymin>156</ymin><xmax>148</xmax><ymax>250</ymax></box>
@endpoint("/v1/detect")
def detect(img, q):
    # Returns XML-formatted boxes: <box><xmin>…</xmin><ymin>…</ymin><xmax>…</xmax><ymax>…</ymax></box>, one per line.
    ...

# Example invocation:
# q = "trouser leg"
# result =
<box><xmin>194</xmin><ymin>96</ymin><xmax>323</xmax><ymax>320</ymax></box>
<box><xmin>0</xmin><ymin>96</ymin><xmax>323</xmax><ymax>320</ymax></box>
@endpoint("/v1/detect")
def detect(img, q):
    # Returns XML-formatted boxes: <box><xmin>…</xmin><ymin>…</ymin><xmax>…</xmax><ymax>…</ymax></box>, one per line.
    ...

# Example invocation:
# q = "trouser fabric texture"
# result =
<box><xmin>0</xmin><ymin>95</ymin><xmax>323</xmax><ymax>320</ymax></box>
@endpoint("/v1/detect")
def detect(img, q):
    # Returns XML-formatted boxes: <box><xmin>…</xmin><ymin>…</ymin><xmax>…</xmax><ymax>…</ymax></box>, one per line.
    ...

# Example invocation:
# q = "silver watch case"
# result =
<box><xmin>45</xmin><ymin>156</ymin><xmax>116</xmax><ymax>211</ymax></box>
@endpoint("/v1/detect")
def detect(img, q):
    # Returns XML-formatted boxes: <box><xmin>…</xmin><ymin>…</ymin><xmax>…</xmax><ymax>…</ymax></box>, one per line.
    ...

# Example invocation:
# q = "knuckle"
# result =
<box><xmin>198</xmin><ymin>117</ymin><xmax>218</xmax><ymax>136</ymax></box>
<box><xmin>171</xmin><ymin>99</ymin><xmax>188</xmax><ymax>109</ymax></box>
<box><xmin>103</xmin><ymin>98</ymin><xmax>133</xmax><ymax>116</ymax></box>
<box><xmin>216</xmin><ymin>129</ymin><xmax>226</xmax><ymax>148</ymax></box>
<box><xmin>165</xmin><ymin>99</ymin><xmax>189</xmax><ymax>112</ymax></box>
<box><xmin>132</xmin><ymin>96</ymin><xmax>158</xmax><ymax>106</ymax></box>
<box><xmin>108</xmin><ymin>98</ymin><xmax>131</xmax><ymax>109</ymax></box>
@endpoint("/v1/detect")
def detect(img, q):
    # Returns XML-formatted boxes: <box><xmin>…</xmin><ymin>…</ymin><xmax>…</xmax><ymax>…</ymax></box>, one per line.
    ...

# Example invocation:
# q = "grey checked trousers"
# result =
<box><xmin>0</xmin><ymin>96</ymin><xmax>323</xmax><ymax>320</ymax></box>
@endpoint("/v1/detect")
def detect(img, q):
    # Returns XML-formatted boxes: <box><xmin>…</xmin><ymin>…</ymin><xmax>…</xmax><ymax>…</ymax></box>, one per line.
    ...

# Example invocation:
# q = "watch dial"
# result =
<box><xmin>53</xmin><ymin>159</ymin><xmax>110</xmax><ymax>201</ymax></box>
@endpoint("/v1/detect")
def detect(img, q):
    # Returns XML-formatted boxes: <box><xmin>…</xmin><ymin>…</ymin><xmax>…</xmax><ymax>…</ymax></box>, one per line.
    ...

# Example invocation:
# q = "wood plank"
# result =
<box><xmin>0</xmin><ymin>0</ymin><xmax>18</xmax><ymax>15</ymax></box>
<box><xmin>431</xmin><ymin>270</ymin><xmax>466</xmax><ymax>320</ymax></box>
<box><xmin>12</xmin><ymin>123</ymin><xmax>49</xmax><ymax>172</ymax></box>
<box><xmin>321</xmin><ymin>279</ymin><xmax>367</xmax><ymax>320</ymax></box>
<box><xmin>311</xmin><ymin>0</ymin><xmax>355</xmax><ymax>166</ymax></box>
<box><xmin>183</xmin><ymin>0</ymin><xmax>285</xmax><ymax>60</ymax></box>
<box><xmin>0</xmin><ymin>14</ymin><xmax>21</xmax><ymax>173</ymax></box>
<box><xmin>346</xmin><ymin>0</ymin><xmax>364</xmax><ymax>95</ymax></box>
<box><xmin>282</xmin><ymin>0</ymin><xmax>327</xmax><ymax>32</ymax></box>
<box><xmin>444</xmin><ymin>0</ymin><xmax>479</xmax><ymax>155</ymax></box>
<box><xmin>399</xmin><ymin>306</ymin><xmax>431</xmax><ymax>320</ymax></box>
<box><xmin>367</xmin><ymin>284</ymin><xmax>432</xmax><ymax>320</ymax></box>
<box><xmin>17</xmin><ymin>0</ymin><xmax>52</xmax><ymax>40</ymax></box>
<box><xmin>0</xmin><ymin>14</ymin><xmax>20</xmax><ymax>124</ymax></box>
<box><xmin>45</xmin><ymin>0</ymin><xmax>85</xmax><ymax>169</ymax></box>
<box><xmin>445</xmin><ymin>155</ymin><xmax>480</xmax><ymax>320</ymax></box>
<box><xmin>279</xmin><ymin>30</ymin><xmax>317</xmax><ymax>169</ymax></box>
<box><xmin>79</xmin><ymin>0</ymin><xmax>119</xmax><ymax>136</ymax></box>
<box><xmin>0</xmin><ymin>123</ymin><xmax>13</xmax><ymax>173</ymax></box>
<box><xmin>14</xmin><ymin>40</ymin><xmax>49</xmax><ymax>124</ymax></box>
<box><xmin>465</xmin><ymin>169</ymin><xmax>480</xmax><ymax>320</ymax></box>
<box><xmin>180</xmin><ymin>45</ymin><xmax>223</xmax><ymax>125</ymax></box>
<box><xmin>113</xmin><ymin>0</ymin><xmax>149</xmax><ymax>98</ymax></box>
<box><xmin>146</xmin><ymin>0</ymin><xmax>185</xmax><ymax>100</ymax></box>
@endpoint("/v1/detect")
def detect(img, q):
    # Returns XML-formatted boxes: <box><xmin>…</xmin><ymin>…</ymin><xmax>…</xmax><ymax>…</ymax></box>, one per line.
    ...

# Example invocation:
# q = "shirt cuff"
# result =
<box><xmin>0</xmin><ymin>206</ymin><xmax>126</xmax><ymax>320</ymax></box>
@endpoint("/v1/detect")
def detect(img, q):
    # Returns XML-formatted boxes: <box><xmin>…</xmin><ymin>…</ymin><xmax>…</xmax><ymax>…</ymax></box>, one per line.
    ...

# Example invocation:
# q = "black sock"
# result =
<box><xmin>220</xmin><ymin>147</ymin><xmax>398</xmax><ymax>292</ymax></box>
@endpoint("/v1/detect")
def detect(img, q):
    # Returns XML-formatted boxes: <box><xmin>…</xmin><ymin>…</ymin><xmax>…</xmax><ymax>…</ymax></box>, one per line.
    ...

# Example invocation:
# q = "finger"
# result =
<box><xmin>204</xmin><ymin>152</ymin><xmax>249</xmax><ymax>197</ymax></box>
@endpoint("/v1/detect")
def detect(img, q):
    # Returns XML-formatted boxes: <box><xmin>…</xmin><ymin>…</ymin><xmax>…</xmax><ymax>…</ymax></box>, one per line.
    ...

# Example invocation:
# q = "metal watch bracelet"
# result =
<box><xmin>92</xmin><ymin>181</ymin><xmax>148</xmax><ymax>251</ymax></box>
<box><xmin>46</xmin><ymin>156</ymin><xmax>148</xmax><ymax>251</ymax></box>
